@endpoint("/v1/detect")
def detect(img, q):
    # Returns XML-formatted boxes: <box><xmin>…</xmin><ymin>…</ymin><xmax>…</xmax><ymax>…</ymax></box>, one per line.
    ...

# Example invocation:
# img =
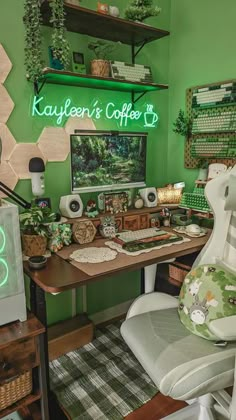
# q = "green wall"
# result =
<box><xmin>3</xmin><ymin>0</ymin><xmax>233</xmax><ymax>325</ymax></box>
<box><xmin>167</xmin><ymin>0</ymin><xmax>236</xmax><ymax>190</ymax></box>
<box><xmin>0</xmin><ymin>0</ymin><xmax>170</xmax><ymax>324</ymax></box>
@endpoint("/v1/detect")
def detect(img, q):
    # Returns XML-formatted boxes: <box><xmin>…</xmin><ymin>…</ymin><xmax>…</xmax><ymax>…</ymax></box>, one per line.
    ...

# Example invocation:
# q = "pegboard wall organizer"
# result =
<box><xmin>185</xmin><ymin>79</ymin><xmax>236</xmax><ymax>168</ymax></box>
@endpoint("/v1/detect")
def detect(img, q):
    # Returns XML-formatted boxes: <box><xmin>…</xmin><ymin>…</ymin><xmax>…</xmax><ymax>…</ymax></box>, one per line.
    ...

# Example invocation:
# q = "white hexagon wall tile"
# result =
<box><xmin>0</xmin><ymin>84</ymin><xmax>14</xmax><ymax>123</ymax></box>
<box><xmin>9</xmin><ymin>143</ymin><xmax>46</xmax><ymax>179</ymax></box>
<box><xmin>0</xmin><ymin>123</ymin><xmax>16</xmax><ymax>161</ymax></box>
<box><xmin>64</xmin><ymin>116</ymin><xmax>96</xmax><ymax>135</ymax></box>
<box><xmin>0</xmin><ymin>162</ymin><xmax>18</xmax><ymax>197</ymax></box>
<box><xmin>0</xmin><ymin>44</ymin><xmax>12</xmax><ymax>83</ymax></box>
<box><xmin>38</xmin><ymin>127</ymin><xmax>70</xmax><ymax>162</ymax></box>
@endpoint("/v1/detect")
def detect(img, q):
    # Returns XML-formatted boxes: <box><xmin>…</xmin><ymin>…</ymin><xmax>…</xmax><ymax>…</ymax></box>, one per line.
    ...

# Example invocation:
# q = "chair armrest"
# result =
<box><xmin>126</xmin><ymin>292</ymin><xmax>178</xmax><ymax>319</ymax></box>
<box><xmin>209</xmin><ymin>316</ymin><xmax>236</xmax><ymax>341</ymax></box>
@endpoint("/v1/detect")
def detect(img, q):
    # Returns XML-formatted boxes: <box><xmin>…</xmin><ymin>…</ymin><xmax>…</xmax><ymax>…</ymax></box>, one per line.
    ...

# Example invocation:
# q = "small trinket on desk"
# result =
<box><xmin>134</xmin><ymin>194</ymin><xmax>144</xmax><ymax>209</ymax></box>
<box><xmin>161</xmin><ymin>207</ymin><xmax>171</xmax><ymax>227</ymax></box>
<box><xmin>85</xmin><ymin>199</ymin><xmax>99</xmax><ymax>218</ymax></box>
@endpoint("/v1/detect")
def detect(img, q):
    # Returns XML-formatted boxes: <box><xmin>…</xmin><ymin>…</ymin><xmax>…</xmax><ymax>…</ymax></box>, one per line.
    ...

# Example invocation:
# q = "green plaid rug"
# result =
<box><xmin>49</xmin><ymin>321</ymin><xmax>158</xmax><ymax>420</ymax></box>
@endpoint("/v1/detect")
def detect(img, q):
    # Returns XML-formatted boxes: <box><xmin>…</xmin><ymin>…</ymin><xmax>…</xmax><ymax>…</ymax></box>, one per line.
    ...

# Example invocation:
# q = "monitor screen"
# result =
<box><xmin>70</xmin><ymin>130</ymin><xmax>147</xmax><ymax>193</ymax></box>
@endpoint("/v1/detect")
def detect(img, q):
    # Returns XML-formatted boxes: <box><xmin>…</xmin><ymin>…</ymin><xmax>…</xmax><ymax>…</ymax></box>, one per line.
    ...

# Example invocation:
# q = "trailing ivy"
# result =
<box><xmin>49</xmin><ymin>0</ymin><xmax>70</xmax><ymax>69</ymax></box>
<box><xmin>24</xmin><ymin>0</ymin><xmax>43</xmax><ymax>82</ymax></box>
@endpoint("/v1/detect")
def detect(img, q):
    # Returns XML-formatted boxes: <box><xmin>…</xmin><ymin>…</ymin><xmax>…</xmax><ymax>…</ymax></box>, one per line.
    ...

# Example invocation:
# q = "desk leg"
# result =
<box><xmin>38</xmin><ymin>332</ymin><xmax>50</xmax><ymax>420</ymax></box>
<box><xmin>141</xmin><ymin>267</ymin><xmax>145</xmax><ymax>294</ymax></box>
<box><xmin>30</xmin><ymin>280</ymin><xmax>68</xmax><ymax>420</ymax></box>
<box><xmin>30</xmin><ymin>280</ymin><xmax>50</xmax><ymax>418</ymax></box>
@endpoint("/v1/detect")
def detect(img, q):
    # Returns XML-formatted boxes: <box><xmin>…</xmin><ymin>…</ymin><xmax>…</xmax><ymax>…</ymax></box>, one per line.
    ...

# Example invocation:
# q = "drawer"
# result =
<box><xmin>0</xmin><ymin>337</ymin><xmax>38</xmax><ymax>384</ymax></box>
<box><xmin>139</xmin><ymin>214</ymin><xmax>149</xmax><ymax>229</ymax></box>
<box><xmin>123</xmin><ymin>215</ymin><xmax>140</xmax><ymax>231</ymax></box>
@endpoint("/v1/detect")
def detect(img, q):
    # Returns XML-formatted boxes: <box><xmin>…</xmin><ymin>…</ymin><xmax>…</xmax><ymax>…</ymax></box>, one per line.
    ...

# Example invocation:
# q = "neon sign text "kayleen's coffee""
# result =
<box><xmin>31</xmin><ymin>96</ymin><xmax>159</xmax><ymax>128</ymax></box>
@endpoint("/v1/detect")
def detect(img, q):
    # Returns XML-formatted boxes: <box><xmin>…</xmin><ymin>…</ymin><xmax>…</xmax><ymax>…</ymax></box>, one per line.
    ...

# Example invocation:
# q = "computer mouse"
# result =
<box><xmin>186</xmin><ymin>224</ymin><xmax>201</xmax><ymax>235</ymax></box>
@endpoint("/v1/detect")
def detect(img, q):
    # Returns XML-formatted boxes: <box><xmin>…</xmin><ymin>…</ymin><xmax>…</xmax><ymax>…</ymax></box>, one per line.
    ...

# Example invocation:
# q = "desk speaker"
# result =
<box><xmin>139</xmin><ymin>187</ymin><xmax>158</xmax><ymax>207</ymax></box>
<box><xmin>59</xmin><ymin>195</ymin><xmax>83</xmax><ymax>218</ymax></box>
<box><xmin>0</xmin><ymin>201</ymin><xmax>26</xmax><ymax>325</ymax></box>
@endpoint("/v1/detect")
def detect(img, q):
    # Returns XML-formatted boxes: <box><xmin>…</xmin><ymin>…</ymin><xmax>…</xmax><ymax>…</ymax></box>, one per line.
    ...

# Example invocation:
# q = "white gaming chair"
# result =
<box><xmin>121</xmin><ymin>166</ymin><xmax>236</xmax><ymax>420</ymax></box>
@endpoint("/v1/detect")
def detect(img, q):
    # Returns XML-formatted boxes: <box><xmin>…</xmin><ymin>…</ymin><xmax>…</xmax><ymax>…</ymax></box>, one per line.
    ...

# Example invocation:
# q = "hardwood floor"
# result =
<box><xmin>125</xmin><ymin>392</ymin><xmax>187</xmax><ymax>420</ymax></box>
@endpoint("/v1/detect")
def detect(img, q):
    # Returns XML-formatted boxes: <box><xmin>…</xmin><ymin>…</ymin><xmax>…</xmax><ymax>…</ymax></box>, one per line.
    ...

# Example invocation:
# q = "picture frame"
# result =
<box><xmin>103</xmin><ymin>192</ymin><xmax>129</xmax><ymax>214</ymax></box>
<box><xmin>35</xmin><ymin>197</ymin><xmax>51</xmax><ymax>209</ymax></box>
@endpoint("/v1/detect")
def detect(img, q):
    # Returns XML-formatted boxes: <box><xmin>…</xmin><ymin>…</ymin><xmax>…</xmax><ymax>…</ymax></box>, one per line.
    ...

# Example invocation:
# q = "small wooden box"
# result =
<box><xmin>48</xmin><ymin>314</ymin><xmax>94</xmax><ymax>361</ymax></box>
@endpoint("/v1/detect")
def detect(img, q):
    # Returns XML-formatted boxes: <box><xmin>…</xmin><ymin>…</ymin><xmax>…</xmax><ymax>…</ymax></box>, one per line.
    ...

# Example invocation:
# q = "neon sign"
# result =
<box><xmin>31</xmin><ymin>96</ymin><xmax>159</xmax><ymax>128</ymax></box>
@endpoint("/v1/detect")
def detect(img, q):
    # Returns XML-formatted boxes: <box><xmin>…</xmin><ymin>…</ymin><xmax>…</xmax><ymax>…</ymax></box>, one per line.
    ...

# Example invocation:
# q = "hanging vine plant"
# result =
<box><xmin>23</xmin><ymin>0</ymin><xmax>44</xmax><ymax>82</ymax></box>
<box><xmin>49</xmin><ymin>0</ymin><xmax>70</xmax><ymax>69</ymax></box>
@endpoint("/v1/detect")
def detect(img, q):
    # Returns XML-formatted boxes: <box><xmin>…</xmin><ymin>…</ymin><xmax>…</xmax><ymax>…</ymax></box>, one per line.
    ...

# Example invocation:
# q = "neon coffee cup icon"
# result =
<box><xmin>144</xmin><ymin>104</ymin><xmax>158</xmax><ymax>128</ymax></box>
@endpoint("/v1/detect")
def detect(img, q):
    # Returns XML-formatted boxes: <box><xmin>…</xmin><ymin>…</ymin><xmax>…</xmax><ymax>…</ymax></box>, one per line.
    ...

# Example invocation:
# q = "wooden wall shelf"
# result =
<box><xmin>40</xmin><ymin>2</ymin><xmax>170</xmax><ymax>46</ymax></box>
<box><xmin>39</xmin><ymin>68</ymin><xmax>168</xmax><ymax>94</ymax></box>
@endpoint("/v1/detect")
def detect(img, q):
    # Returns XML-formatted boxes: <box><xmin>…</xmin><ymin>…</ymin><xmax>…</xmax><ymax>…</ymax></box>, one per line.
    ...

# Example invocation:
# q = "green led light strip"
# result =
<box><xmin>0</xmin><ymin>226</ymin><xmax>6</xmax><ymax>254</ymax></box>
<box><xmin>0</xmin><ymin>227</ymin><xmax>8</xmax><ymax>288</ymax></box>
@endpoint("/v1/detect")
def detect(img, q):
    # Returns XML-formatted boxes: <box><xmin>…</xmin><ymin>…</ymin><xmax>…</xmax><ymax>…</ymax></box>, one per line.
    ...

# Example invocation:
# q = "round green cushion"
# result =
<box><xmin>178</xmin><ymin>264</ymin><xmax>236</xmax><ymax>340</ymax></box>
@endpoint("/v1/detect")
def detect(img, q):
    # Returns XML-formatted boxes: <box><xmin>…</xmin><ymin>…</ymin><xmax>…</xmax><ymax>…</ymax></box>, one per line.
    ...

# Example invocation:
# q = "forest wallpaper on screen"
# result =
<box><xmin>71</xmin><ymin>134</ymin><xmax>146</xmax><ymax>190</ymax></box>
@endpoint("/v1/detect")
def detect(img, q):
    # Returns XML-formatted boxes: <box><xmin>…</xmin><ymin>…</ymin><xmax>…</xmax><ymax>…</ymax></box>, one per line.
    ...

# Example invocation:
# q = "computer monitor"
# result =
<box><xmin>70</xmin><ymin>130</ymin><xmax>147</xmax><ymax>193</ymax></box>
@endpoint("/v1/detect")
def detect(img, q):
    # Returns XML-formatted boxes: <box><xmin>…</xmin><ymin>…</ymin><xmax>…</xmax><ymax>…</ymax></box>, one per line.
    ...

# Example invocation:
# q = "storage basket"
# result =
<box><xmin>0</xmin><ymin>370</ymin><xmax>32</xmax><ymax>410</ymax></box>
<box><xmin>169</xmin><ymin>262</ymin><xmax>191</xmax><ymax>283</ymax></box>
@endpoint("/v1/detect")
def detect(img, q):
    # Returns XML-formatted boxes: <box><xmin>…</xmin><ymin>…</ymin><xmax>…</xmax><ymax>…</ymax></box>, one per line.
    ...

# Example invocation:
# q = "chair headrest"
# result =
<box><xmin>224</xmin><ymin>173</ymin><xmax>236</xmax><ymax>211</ymax></box>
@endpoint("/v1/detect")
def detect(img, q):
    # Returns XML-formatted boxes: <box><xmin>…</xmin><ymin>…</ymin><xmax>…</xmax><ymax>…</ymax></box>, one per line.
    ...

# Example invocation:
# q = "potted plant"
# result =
<box><xmin>49</xmin><ymin>0</ymin><xmax>70</xmax><ymax>69</ymax></box>
<box><xmin>23</xmin><ymin>0</ymin><xmax>44</xmax><ymax>82</ymax></box>
<box><xmin>88</xmin><ymin>40</ymin><xmax>118</xmax><ymax>77</ymax></box>
<box><xmin>20</xmin><ymin>204</ymin><xmax>56</xmax><ymax>257</ymax></box>
<box><xmin>196</xmin><ymin>159</ymin><xmax>209</xmax><ymax>181</ymax></box>
<box><xmin>124</xmin><ymin>0</ymin><xmax>161</xmax><ymax>23</ymax></box>
<box><xmin>173</xmin><ymin>109</ymin><xmax>192</xmax><ymax>138</ymax></box>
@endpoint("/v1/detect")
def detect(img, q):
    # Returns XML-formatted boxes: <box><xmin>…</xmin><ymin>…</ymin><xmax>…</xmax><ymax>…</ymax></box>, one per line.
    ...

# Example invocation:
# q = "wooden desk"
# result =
<box><xmin>23</xmin><ymin>229</ymin><xmax>210</xmax><ymax>417</ymax></box>
<box><xmin>24</xmin><ymin>229</ymin><xmax>210</xmax><ymax>293</ymax></box>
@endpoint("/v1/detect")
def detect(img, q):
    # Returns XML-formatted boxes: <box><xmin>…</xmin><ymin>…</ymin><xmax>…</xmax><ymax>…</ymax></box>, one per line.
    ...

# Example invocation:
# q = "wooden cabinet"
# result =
<box><xmin>0</xmin><ymin>313</ymin><xmax>49</xmax><ymax>420</ymax></box>
<box><xmin>71</xmin><ymin>205</ymin><xmax>179</xmax><ymax>235</ymax></box>
<box><xmin>123</xmin><ymin>213</ymin><xmax>149</xmax><ymax>231</ymax></box>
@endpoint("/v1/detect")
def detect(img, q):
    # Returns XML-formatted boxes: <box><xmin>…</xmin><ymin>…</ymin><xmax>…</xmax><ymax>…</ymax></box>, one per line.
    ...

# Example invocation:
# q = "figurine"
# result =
<box><xmin>97</xmin><ymin>2</ymin><xmax>109</xmax><ymax>14</ymax></box>
<box><xmin>109</xmin><ymin>5</ymin><xmax>120</xmax><ymax>17</ymax></box>
<box><xmin>99</xmin><ymin>215</ymin><xmax>117</xmax><ymax>238</ymax></box>
<box><xmin>48</xmin><ymin>223</ymin><xmax>63</xmax><ymax>252</ymax></box>
<box><xmin>134</xmin><ymin>194</ymin><xmax>144</xmax><ymax>209</ymax></box>
<box><xmin>85</xmin><ymin>199</ymin><xmax>99</xmax><ymax>218</ymax></box>
<box><xmin>161</xmin><ymin>207</ymin><xmax>171</xmax><ymax>227</ymax></box>
<box><xmin>59</xmin><ymin>224</ymin><xmax>72</xmax><ymax>246</ymax></box>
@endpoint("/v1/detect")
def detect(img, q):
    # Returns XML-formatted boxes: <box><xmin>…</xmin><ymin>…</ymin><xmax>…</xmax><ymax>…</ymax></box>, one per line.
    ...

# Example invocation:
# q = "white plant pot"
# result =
<box><xmin>197</xmin><ymin>168</ymin><xmax>208</xmax><ymax>181</ymax></box>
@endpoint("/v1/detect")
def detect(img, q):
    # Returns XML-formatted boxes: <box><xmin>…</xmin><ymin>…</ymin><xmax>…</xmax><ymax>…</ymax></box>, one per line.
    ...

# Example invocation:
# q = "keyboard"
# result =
<box><xmin>191</xmin><ymin>137</ymin><xmax>236</xmax><ymax>158</ymax></box>
<box><xmin>192</xmin><ymin>82</ymin><xmax>236</xmax><ymax>109</ymax></box>
<box><xmin>110</xmin><ymin>61</ymin><xmax>153</xmax><ymax>83</ymax></box>
<box><xmin>180</xmin><ymin>192</ymin><xmax>211</xmax><ymax>212</ymax></box>
<box><xmin>116</xmin><ymin>227</ymin><xmax>161</xmax><ymax>244</ymax></box>
<box><xmin>192</xmin><ymin>110</ymin><xmax>236</xmax><ymax>134</ymax></box>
